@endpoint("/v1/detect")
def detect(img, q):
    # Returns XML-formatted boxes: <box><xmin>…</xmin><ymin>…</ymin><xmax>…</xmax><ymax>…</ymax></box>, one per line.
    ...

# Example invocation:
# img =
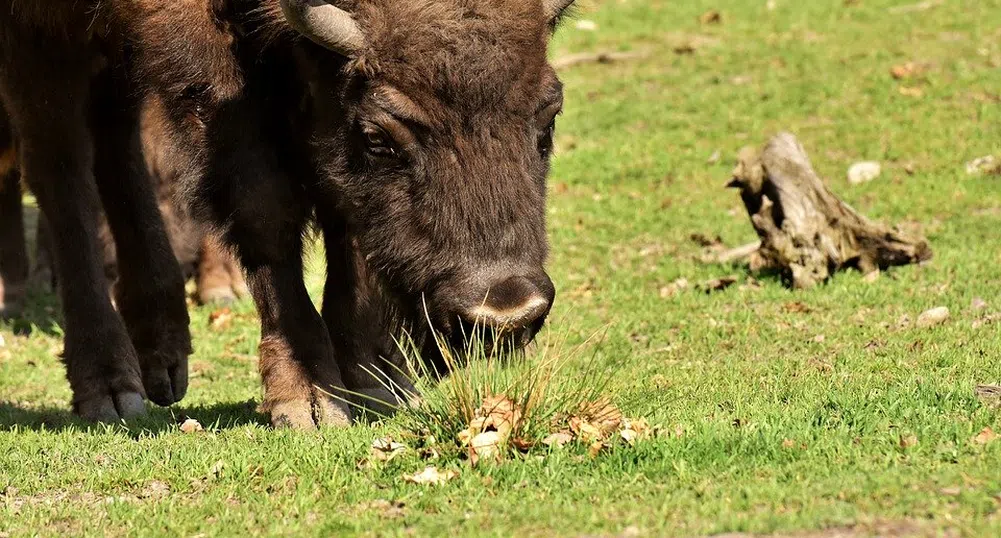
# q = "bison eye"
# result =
<box><xmin>363</xmin><ymin>127</ymin><xmax>398</xmax><ymax>158</ymax></box>
<box><xmin>537</xmin><ymin>118</ymin><xmax>556</xmax><ymax>158</ymax></box>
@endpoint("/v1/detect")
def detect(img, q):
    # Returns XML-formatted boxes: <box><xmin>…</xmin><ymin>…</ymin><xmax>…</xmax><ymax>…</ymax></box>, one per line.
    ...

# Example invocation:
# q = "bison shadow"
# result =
<box><xmin>0</xmin><ymin>399</ymin><xmax>267</xmax><ymax>434</ymax></box>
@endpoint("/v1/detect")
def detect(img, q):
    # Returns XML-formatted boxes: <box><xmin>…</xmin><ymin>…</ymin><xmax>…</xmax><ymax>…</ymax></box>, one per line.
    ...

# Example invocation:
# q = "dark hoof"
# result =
<box><xmin>142</xmin><ymin>357</ymin><xmax>189</xmax><ymax>407</ymax></box>
<box><xmin>76</xmin><ymin>391</ymin><xmax>145</xmax><ymax>423</ymax></box>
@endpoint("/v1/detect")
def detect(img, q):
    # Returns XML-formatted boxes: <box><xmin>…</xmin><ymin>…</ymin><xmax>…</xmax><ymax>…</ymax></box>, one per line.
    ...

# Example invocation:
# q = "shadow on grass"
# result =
<box><xmin>0</xmin><ymin>398</ymin><xmax>267</xmax><ymax>435</ymax></box>
<box><xmin>0</xmin><ymin>288</ymin><xmax>63</xmax><ymax>337</ymax></box>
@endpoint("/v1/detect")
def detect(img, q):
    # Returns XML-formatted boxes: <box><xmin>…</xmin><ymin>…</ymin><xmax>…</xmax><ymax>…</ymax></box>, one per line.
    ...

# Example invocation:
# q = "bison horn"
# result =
<box><xmin>543</xmin><ymin>0</ymin><xmax>576</xmax><ymax>20</ymax></box>
<box><xmin>279</xmin><ymin>0</ymin><xmax>364</xmax><ymax>57</ymax></box>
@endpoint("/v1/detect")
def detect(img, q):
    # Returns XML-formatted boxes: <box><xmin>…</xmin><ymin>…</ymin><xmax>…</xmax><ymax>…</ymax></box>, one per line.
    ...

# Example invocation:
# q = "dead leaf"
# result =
<box><xmin>781</xmin><ymin>438</ymin><xmax>796</xmax><ymax>449</ymax></box>
<box><xmin>624</xmin><ymin>418</ymin><xmax>651</xmax><ymax>438</ymax></box>
<box><xmin>370</xmin><ymin>438</ymin><xmax>407</xmax><ymax>462</ymax></box>
<box><xmin>783</xmin><ymin>301</ymin><xmax>812</xmax><ymax>314</ymax></box>
<box><xmin>458</xmin><ymin>394</ymin><xmax>522</xmax><ymax>451</ymax></box>
<box><xmin>403</xmin><ymin>466</ymin><xmax>457</xmax><ymax>486</ymax></box>
<box><xmin>699</xmin><ymin>10</ymin><xmax>722</xmax><ymax>24</ymax></box>
<box><xmin>569</xmin><ymin>416</ymin><xmax>605</xmax><ymax>443</ymax></box>
<box><xmin>899</xmin><ymin>434</ymin><xmax>918</xmax><ymax>448</ymax></box>
<box><xmin>139</xmin><ymin>480</ymin><xmax>170</xmax><ymax>500</ymax></box>
<box><xmin>619</xmin><ymin>418</ymin><xmax>651</xmax><ymax>446</ymax></box>
<box><xmin>357</xmin><ymin>499</ymin><xmax>406</xmax><ymax>519</ymax></box>
<box><xmin>179</xmin><ymin>418</ymin><xmax>203</xmax><ymax>434</ymax></box>
<box><xmin>971</xmin><ymin>297</ymin><xmax>988</xmax><ymax>311</ymax></box>
<box><xmin>673</xmin><ymin>43</ymin><xmax>696</xmax><ymax>55</ymax></box>
<box><xmin>578</xmin><ymin>397</ymin><xmax>623</xmax><ymax>435</ymax></box>
<box><xmin>510</xmin><ymin>437</ymin><xmax>534</xmax><ymax>452</ymax></box>
<box><xmin>542</xmin><ymin>431</ymin><xmax>574</xmax><ymax>447</ymax></box>
<box><xmin>971</xmin><ymin>427</ymin><xmax>998</xmax><ymax>445</ymax></box>
<box><xmin>707</xmin><ymin>149</ymin><xmax>722</xmax><ymax>164</ymax></box>
<box><xmin>587</xmin><ymin>440</ymin><xmax>606</xmax><ymax>458</ymax></box>
<box><xmin>898</xmin><ymin>86</ymin><xmax>924</xmax><ymax>98</ymax></box>
<box><xmin>468</xmin><ymin>431</ymin><xmax>502</xmax><ymax>466</ymax></box>
<box><xmin>208</xmin><ymin>307</ymin><xmax>233</xmax><ymax>330</ymax></box>
<box><xmin>575</xmin><ymin>20</ymin><xmax>597</xmax><ymax>31</ymax></box>
<box><xmin>973</xmin><ymin>314</ymin><xmax>1001</xmax><ymax>329</ymax></box>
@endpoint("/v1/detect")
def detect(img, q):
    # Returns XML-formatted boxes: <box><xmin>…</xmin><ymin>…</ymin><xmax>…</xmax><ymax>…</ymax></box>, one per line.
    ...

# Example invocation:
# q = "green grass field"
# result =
<box><xmin>3</xmin><ymin>1</ymin><xmax>1001</xmax><ymax>536</ymax></box>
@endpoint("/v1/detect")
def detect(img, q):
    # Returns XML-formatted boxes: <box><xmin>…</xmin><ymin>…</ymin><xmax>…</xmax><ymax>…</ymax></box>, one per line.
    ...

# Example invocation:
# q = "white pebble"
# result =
<box><xmin>917</xmin><ymin>306</ymin><xmax>950</xmax><ymax>328</ymax></box>
<box><xmin>847</xmin><ymin>161</ymin><xmax>882</xmax><ymax>184</ymax></box>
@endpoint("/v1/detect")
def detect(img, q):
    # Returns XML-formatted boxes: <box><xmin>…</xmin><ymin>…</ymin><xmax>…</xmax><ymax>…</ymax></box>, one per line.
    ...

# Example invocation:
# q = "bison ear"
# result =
<box><xmin>543</xmin><ymin>0</ymin><xmax>577</xmax><ymax>23</ymax></box>
<box><xmin>280</xmin><ymin>0</ymin><xmax>364</xmax><ymax>57</ymax></box>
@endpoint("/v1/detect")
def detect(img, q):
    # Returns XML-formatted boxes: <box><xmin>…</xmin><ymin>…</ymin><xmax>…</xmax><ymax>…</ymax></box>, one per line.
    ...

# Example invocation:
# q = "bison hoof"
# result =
<box><xmin>76</xmin><ymin>391</ymin><xmax>146</xmax><ymax>423</ymax></box>
<box><xmin>270</xmin><ymin>391</ymin><xmax>352</xmax><ymax>430</ymax></box>
<box><xmin>142</xmin><ymin>360</ymin><xmax>188</xmax><ymax>407</ymax></box>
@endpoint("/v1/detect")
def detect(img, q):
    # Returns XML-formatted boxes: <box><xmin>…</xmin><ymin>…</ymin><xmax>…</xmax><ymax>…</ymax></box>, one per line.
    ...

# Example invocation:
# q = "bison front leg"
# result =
<box><xmin>0</xmin><ymin>138</ymin><xmax>28</xmax><ymax>320</ymax></box>
<box><xmin>89</xmin><ymin>69</ymin><xmax>192</xmax><ymax>407</ymax></box>
<box><xmin>318</xmin><ymin>215</ymin><xmax>420</xmax><ymax>417</ymax></box>
<box><xmin>242</xmin><ymin>253</ymin><xmax>352</xmax><ymax>429</ymax></box>
<box><xmin>201</xmin><ymin>110</ymin><xmax>352</xmax><ymax>428</ymax></box>
<box><xmin>0</xmin><ymin>36</ymin><xmax>145</xmax><ymax>421</ymax></box>
<box><xmin>196</xmin><ymin>233</ymin><xmax>248</xmax><ymax>305</ymax></box>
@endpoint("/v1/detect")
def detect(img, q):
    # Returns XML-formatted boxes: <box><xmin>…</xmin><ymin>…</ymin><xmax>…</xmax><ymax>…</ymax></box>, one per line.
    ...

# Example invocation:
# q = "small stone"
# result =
<box><xmin>847</xmin><ymin>161</ymin><xmax>882</xmax><ymax>184</ymax></box>
<box><xmin>916</xmin><ymin>306</ymin><xmax>950</xmax><ymax>328</ymax></box>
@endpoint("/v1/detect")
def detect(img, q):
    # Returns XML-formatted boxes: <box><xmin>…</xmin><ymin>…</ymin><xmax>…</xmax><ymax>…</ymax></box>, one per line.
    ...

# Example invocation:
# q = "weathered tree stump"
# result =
<box><xmin>727</xmin><ymin>132</ymin><xmax>932</xmax><ymax>289</ymax></box>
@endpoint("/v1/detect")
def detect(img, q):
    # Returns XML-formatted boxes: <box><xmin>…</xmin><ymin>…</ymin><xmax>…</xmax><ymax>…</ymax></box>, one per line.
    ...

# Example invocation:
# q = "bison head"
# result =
<box><xmin>282</xmin><ymin>0</ymin><xmax>573</xmax><ymax>356</ymax></box>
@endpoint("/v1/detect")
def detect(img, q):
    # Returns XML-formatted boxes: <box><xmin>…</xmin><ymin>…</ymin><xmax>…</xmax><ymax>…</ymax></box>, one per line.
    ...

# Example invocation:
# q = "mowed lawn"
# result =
<box><xmin>3</xmin><ymin>1</ymin><xmax>1001</xmax><ymax>536</ymax></box>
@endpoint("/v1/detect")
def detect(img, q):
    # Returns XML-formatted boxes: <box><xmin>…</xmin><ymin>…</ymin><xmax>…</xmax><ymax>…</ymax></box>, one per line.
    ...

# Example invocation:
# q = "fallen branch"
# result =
<box><xmin>552</xmin><ymin>51</ymin><xmax>645</xmax><ymax>70</ymax></box>
<box><xmin>727</xmin><ymin>132</ymin><xmax>932</xmax><ymax>289</ymax></box>
<box><xmin>888</xmin><ymin>0</ymin><xmax>943</xmax><ymax>14</ymax></box>
<box><xmin>712</xmin><ymin>241</ymin><xmax>761</xmax><ymax>264</ymax></box>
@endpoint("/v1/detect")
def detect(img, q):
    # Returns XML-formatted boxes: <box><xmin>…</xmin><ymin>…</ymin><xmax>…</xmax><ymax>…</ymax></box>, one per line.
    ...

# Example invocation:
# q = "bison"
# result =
<box><xmin>0</xmin><ymin>0</ymin><xmax>573</xmax><ymax>428</ymax></box>
<box><xmin>0</xmin><ymin>104</ymin><xmax>248</xmax><ymax>319</ymax></box>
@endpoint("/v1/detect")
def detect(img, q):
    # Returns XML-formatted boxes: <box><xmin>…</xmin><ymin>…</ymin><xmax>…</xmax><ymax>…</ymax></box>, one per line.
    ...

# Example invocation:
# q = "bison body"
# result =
<box><xmin>0</xmin><ymin>0</ymin><xmax>573</xmax><ymax>427</ymax></box>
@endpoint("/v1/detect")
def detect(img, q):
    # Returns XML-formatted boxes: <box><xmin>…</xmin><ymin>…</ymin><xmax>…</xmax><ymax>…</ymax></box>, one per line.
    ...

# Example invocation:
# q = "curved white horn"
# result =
<box><xmin>279</xmin><ymin>0</ymin><xmax>364</xmax><ymax>56</ymax></box>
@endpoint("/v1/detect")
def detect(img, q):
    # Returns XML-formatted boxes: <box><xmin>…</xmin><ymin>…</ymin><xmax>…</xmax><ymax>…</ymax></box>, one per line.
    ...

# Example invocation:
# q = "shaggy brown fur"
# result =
<box><xmin>0</xmin><ymin>1</ymin><xmax>191</xmax><ymax>421</ymax></box>
<box><xmin>1</xmin><ymin>0</ymin><xmax>573</xmax><ymax>428</ymax></box>
<box><xmin>18</xmin><ymin>97</ymin><xmax>249</xmax><ymax>306</ymax></box>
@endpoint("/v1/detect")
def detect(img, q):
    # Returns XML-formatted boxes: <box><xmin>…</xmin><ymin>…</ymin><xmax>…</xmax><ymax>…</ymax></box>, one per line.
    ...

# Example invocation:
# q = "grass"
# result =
<box><xmin>3</xmin><ymin>0</ymin><xmax>1001</xmax><ymax>535</ymax></box>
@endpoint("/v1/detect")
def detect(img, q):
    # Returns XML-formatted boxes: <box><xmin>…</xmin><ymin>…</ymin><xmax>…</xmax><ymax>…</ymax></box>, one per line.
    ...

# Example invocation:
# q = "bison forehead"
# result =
<box><xmin>355</xmin><ymin>0</ymin><xmax>551</xmax><ymax>113</ymax></box>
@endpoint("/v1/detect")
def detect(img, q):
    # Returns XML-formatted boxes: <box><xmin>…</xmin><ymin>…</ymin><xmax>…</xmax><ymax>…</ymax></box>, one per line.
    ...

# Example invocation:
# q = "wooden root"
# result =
<box><xmin>727</xmin><ymin>132</ymin><xmax>932</xmax><ymax>289</ymax></box>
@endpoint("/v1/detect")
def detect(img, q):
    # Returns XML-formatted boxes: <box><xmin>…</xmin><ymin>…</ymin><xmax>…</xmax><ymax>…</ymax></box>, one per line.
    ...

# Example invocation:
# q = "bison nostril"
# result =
<box><xmin>461</xmin><ymin>275</ymin><xmax>553</xmax><ymax>332</ymax></box>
